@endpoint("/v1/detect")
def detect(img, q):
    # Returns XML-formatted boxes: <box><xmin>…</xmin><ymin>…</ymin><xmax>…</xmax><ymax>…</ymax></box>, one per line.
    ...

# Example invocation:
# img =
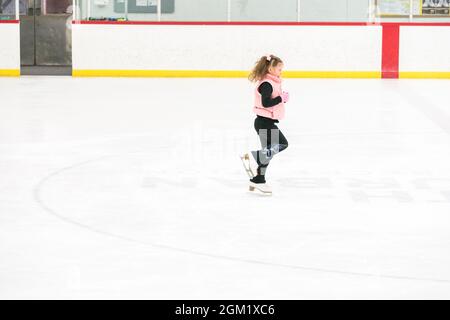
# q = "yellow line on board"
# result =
<box><xmin>72</xmin><ymin>70</ymin><xmax>249</xmax><ymax>78</ymax></box>
<box><xmin>4</xmin><ymin>69</ymin><xmax>450</xmax><ymax>79</ymax></box>
<box><xmin>283</xmin><ymin>71</ymin><xmax>381</xmax><ymax>78</ymax></box>
<box><xmin>72</xmin><ymin>70</ymin><xmax>382</xmax><ymax>78</ymax></box>
<box><xmin>0</xmin><ymin>69</ymin><xmax>20</xmax><ymax>77</ymax></box>
<box><xmin>399</xmin><ymin>72</ymin><xmax>450</xmax><ymax>79</ymax></box>
<box><xmin>7</xmin><ymin>69</ymin><xmax>449</xmax><ymax>79</ymax></box>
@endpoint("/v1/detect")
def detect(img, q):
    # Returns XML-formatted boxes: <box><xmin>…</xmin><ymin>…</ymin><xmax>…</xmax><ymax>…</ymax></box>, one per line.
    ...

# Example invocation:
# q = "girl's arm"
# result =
<box><xmin>258</xmin><ymin>82</ymin><xmax>282</xmax><ymax>108</ymax></box>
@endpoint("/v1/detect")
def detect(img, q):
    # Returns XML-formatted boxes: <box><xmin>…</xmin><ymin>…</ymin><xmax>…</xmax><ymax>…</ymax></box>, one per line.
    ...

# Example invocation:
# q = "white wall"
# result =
<box><xmin>82</xmin><ymin>0</ymin><xmax>374</xmax><ymax>22</ymax></box>
<box><xmin>399</xmin><ymin>26</ymin><xmax>450</xmax><ymax>72</ymax></box>
<box><xmin>0</xmin><ymin>23</ymin><xmax>20</xmax><ymax>71</ymax></box>
<box><xmin>300</xmin><ymin>0</ymin><xmax>369</xmax><ymax>22</ymax></box>
<box><xmin>230</xmin><ymin>0</ymin><xmax>298</xmax><ymax>22</ymax></box>
<box><xmin>84</xmin><ymin>0</ymin><xmax>228</xmax><ymax>21</ymax></box>
<box><xmin>72</xmin><ymin>24</ymin><xmax>382</xmax><ymax>72</ymax></box>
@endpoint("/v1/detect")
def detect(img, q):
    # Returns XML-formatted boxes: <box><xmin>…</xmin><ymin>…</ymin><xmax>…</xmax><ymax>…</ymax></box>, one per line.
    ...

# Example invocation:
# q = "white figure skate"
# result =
<box><xmin>249</xmin><ymin>181</ymin><xmax>272</xmax><ymax>195</ymax></box>
<box><xmin>241</xmin><ymin>152</ymin><xmax>272</xmax><ymax>195</ymax></box>
<box><xmin>240</xmin><ymin>153</ymin><xmax>256</xmax><ymax>178</ymax></box>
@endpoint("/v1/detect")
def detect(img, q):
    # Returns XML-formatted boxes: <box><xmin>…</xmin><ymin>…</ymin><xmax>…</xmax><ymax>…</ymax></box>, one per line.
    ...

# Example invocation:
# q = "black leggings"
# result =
<box><xmin>253</xmin><ymin>116</ymin><xmax>288</xmax><ymax>176</ymax></box>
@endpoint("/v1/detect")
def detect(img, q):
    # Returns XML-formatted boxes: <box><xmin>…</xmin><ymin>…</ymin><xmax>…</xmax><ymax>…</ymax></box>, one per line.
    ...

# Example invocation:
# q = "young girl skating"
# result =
<box><xmin>241</xmin><ymin>54</ymin><xmax>289</xmax><ymax>194</ymax></box>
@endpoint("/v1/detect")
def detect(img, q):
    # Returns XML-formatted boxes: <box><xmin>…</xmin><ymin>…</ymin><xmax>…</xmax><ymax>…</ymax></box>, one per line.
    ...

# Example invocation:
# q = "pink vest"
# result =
<box><xmin>253</xmin><ymin>74</ymin><xmax>285</xmax><ymax>120</ymax></box>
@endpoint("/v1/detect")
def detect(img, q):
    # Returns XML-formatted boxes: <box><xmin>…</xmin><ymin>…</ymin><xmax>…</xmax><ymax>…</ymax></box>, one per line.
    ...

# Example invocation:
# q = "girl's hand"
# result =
<box><xmin>281</xmin><ymin>91</ymin><xmax>290</xmax><ymax>103</ymax></box>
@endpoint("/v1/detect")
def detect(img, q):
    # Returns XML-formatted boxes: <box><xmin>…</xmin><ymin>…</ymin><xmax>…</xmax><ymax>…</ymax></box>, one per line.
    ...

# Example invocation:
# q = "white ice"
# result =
<box><xmin>1</xmin><ymin>76</ymin><xmax>450</xmax><ymax>299</ymax></box>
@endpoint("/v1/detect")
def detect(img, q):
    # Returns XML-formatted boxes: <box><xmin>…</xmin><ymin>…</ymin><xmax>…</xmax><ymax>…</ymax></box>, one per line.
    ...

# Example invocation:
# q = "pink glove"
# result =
<box><xmin>281</xmin><ymin>91</ymin><xmax>290</xmax><ymax>103</ymax></box>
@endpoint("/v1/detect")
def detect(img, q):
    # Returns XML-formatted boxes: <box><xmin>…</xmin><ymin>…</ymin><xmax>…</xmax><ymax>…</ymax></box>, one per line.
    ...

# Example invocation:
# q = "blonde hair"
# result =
<box><xmin>248</xmin><ymin>54</ymin><xmax>283</xmax><ymax>82</ymax></box>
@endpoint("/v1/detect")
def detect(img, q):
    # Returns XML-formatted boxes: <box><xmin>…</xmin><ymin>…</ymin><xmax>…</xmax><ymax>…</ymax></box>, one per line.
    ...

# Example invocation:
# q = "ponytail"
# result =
<box><xmin>248</xmin><ymin>54</ymin><xmax>283</xmax><ymax>82</ymax></box>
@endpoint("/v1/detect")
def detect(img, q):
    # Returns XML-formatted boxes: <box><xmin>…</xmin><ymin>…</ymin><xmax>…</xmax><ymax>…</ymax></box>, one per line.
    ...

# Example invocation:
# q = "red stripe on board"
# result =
<box><xmin>382</xmin><ymin>25</ymin><xmax>400</xmax><ymax>79</ymax></box>
<box><xmin>72</xmin><ymin>20</ymin><xmax>450</xmax><ymax>26</ymax></box>
<box><xmin>0</xmin><ymin>20</ymin><xmax>19</xmax><ymax>24</ymax></box>
<box><xmin>73</xmin><ymin>21</ymin><xmax>370</xmax><ymax>26</ymax></box>
<box><xmin>381</xmin><ymin>22</ymin><xmax>450</xmax><ymax>26</ymax></box>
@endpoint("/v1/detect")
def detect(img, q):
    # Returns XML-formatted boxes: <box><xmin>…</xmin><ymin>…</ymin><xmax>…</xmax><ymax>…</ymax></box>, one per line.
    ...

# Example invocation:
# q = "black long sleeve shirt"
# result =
<box><xmin>258</xmin><ymin>82</ymin><xmax>282</xmax><ymax>108</ymax></box>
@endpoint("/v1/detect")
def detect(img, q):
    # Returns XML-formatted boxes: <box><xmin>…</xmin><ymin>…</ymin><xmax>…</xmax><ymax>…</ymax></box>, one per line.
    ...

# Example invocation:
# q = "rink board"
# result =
<box><xmin>0</xmin><ymin>21</ymin><xmax>20</xmax><ymax>76</ymax></box>
<box><xmin>399</xmin><ymin>26</ymin><xmax>450</xmax><ymax>78</ymax></box>
<box><xmin>72</xmin><ymin>23</ymin><xmax>383</xmax><ymax>78</ymax></box>
<box><xmin>1</xmin><ymin>21</ymin><xmax>450</xmax><ymax>78</ymax></box>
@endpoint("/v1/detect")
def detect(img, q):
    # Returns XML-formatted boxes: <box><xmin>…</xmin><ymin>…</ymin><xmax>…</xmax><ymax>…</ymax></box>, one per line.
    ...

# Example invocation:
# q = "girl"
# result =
<box><xmin>241</xmin><ymin>54</ymin><xmax>289</xmax><ymax>194</ymax></box>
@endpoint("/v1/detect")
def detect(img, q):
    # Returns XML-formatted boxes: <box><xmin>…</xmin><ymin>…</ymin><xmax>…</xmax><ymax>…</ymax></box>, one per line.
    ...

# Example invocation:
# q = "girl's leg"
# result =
<box><xmin>276</xmin><ymin>127</ymin><xmax>289</xmax><ymax>153</ymax></box>
<box><xmin>252</xmin><ymin>118</ymin><xmax>289</xmax><ymax>178</ymax></box>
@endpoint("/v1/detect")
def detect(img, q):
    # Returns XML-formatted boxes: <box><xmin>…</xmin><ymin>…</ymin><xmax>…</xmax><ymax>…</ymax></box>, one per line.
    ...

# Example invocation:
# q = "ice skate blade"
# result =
<box><xmin>240</xmin><ymin>153</ymin><xmax>255</xmax><ymax>178</ymax></box>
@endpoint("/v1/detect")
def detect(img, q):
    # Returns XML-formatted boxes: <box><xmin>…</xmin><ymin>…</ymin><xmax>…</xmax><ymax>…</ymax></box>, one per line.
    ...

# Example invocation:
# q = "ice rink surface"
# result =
<box><xmin>1</xmin><ymin>76</ymin><xmax>450</xmax><ymax>299</ymax></box>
